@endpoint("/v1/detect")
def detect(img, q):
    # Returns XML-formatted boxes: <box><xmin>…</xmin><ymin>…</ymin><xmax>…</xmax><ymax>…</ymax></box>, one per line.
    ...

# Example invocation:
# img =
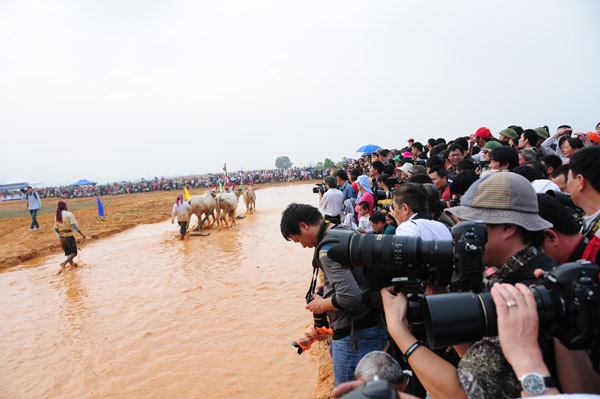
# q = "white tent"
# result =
<box><xmin>0</xmin><ymin>177</ymin><xmax>44</xmax><ymax>192</ymax></box>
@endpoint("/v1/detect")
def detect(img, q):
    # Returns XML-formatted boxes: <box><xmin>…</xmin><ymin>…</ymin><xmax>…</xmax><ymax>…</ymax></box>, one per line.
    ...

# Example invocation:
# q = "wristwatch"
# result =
<box><xmin>518</xmin><ymin>373</ymin><xmax>556</xmax><ymax>396</ymax></box>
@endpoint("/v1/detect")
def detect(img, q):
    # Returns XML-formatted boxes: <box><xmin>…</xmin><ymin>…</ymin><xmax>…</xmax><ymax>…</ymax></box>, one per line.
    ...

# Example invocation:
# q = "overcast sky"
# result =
<box><xmin>1</xmin><ymin>0</ymin><xmax>599</xmax><ymax>186</ymax></box>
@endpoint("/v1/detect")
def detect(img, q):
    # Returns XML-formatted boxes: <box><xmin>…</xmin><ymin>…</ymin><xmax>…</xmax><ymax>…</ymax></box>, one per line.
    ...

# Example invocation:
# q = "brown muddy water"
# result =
<box><xmin>1</xmin><ymin>183</ymin><xmax>323</xmax><ymax>399</ymax></box>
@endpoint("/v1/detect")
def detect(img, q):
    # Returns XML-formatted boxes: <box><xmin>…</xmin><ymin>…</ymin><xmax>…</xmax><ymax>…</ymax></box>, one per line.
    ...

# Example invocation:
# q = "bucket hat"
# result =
<box><xmin>445</xmin><ymin>171</ymin><xmax>552</xmax><ymax>231</ymax></box>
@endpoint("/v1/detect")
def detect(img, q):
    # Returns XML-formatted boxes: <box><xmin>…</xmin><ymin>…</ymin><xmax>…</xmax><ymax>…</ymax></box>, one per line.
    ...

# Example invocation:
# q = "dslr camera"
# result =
<box><xmin>317</xmin><ymin>221</ymin><xmax>487</xmax><ymax>295</ymax></box>
<box><xmin>312</xmin><ymin>183</ymin><xmax>327</xmax><ymax>195</ymax></box>
<box><xmin>423</xmin><ymin>260</ymin><xmax>600</xmax><ymax>371</ymax></box>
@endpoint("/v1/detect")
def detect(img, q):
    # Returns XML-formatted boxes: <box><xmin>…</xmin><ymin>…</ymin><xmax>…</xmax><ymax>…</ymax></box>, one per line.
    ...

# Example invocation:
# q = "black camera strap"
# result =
<box><xmin>306</xmin><ymin>220</ymin><xmax>331</xmax><ymax>299</ymax></box>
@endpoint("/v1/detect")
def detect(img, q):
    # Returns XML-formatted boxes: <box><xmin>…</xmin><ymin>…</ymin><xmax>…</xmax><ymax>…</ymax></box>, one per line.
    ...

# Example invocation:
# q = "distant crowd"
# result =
<box><xmin>8</xmin><ymin>167</ymin><xmax>328</xmax><ymax>200</ymax></box>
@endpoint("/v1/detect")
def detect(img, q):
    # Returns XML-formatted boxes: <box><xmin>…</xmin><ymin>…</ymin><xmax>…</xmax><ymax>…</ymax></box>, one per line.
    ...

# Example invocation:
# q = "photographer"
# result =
<box><xmin>280</xmin><ymin>203</ymin><xmax>388</xmax><ymax>386</ymax></box>
<box><xmin>381</xmin><ymin>172</ymin><xmax>557</xmax><ymax>399</ymax></box>
<box><xmin>319</xmin><ymin>176</ymin><xmax>344</xmax><ymax>224</ymax></box>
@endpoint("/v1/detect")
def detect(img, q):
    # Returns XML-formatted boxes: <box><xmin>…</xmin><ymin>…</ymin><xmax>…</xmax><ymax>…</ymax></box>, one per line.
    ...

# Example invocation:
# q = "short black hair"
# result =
<box><xmin>490</xmin><ymin>146</ymin><xmax>519</xmax><ymax>170</ymax></box>
<box><xmin>337</xmin><ymin>169</ymin><xmax>348</xmax><ymax>181</ymax></box>
<box><xmin>552</xmin><ymin>164</ymin><xmax>570</xmax><ymax>180</ymax></box>
<box><xmin>512</xmin><ymin>165</ymin><xmax>545</xmax><ymax>182</ymax></box>
<box><xmin>325</xmin><ymin>176</ymin><xmax>337</xmax><ymax>189</ymax></box>
<box><xmin>425</xmin><ymin>156</ymin><xmax>445</xmax><ymax>170</ymax></box>
<box><xmin>450</xmin><ymin>171</ymin><xmax>479</xmax><ymax>196</ymax></box>
<box><xmin>393</xmin><ymin>183</ymin><xmax>428</xmax><ymax>213</ymax></box>
<box><xmin>539</xmin><ymin>155</ymin><xmax>562</xmax><ymax>173</ymax></box>
<box><xmin>537</xmin><ymin>193</ymin><xmax>581</xmax><ymax>235</ymax></box>
<box><xmin>428</xmin><ymin>165</ymin><xmax>447</xmax><ymax>179</ymax></box>
<box><xmin>280</xmin><ymin>203</ymin><xmax>323</xmax><ymax>240</ymax></box>
<box><xmin>570</xmin><ymin>146</ymin><xmax>600</xmax><ymax>193</ymax></box>
<box><xmin>522</xmin><ymin>129</ymin><xmax>539</xmax><ymax>147</ymax></box>
<box><xmin>448</xmin><ymin>143</ymin><xmax>464</xmax><ymax>154</ymax></box>
<box><xmin>412</xmin><ymin>142</ymin><xmax>424</xmax><ymax>152</ymax></box>
<box><xmin>370</xmin><ymin>211</ymin><xmax>386</xmax><ymax>224</ymax></box>
<box><xmin>453</xmin><ymin>138</ymin><xmax>469</xmax><ymax>153</ymax></box>
<box><xmin>371</xmin><ymin>161</ymin><xmax>384</xmax><ymax>174</ymax></box>
<box><xmin>457</xmin><ymin>159</ymin><xmax>475</xmax><ymax>172</ymax></box>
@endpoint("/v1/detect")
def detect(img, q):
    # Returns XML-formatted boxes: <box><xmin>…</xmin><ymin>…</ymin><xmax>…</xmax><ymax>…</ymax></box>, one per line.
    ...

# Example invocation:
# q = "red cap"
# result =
<box><xmin>408</xmin><ymin>138</ymin><xmax>414</xmax><ymax>142</ymax></box>
<box><xmin>474</xmin><ymin>127</ymin><xmax>492</xmax><ymax>139</ymax></box>
<box><xmin>588</xmin><ymin>132</ymin><xmax>599</xmax><ymax>145</ymax></box>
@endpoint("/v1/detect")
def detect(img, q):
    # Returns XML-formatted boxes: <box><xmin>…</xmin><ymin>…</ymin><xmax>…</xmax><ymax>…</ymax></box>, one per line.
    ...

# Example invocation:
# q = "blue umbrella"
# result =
<box><xmin>356</xmin><ymin>144</ymin><xmax>381</xmax><ymax>153</ymax></box>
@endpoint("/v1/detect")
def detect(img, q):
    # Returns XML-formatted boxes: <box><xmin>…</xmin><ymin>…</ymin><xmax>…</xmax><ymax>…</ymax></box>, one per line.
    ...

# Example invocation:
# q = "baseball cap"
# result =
<box><xmin>534</xmin><ymin>127</ymin><xmax>549</xmax><ymax>140</ymax></box>
<box><xmin>587</xmin><ymin>131</ymin><xmax>599</xmax><ymax>145</ymax></box>
<box><xmin>474</xmin><ymin>127</ymin><xmax>492</xmax><ymax>139</ymax></box>
<box><xmin>357</xmin><ymin>175</ymin><xmax>373</xmax><ymax>194</ymax></box>
<box><xmin>408</xmin><ymin>138</ymin><xmax>414</xmax><ymax>142</ymax></box>
<box><xmin>499</xmin><ymin>128</ymin><xmax>517</xmax><ymax>140</ymax></box>
<box><xmin>445</xmin><ymin>171</ymin><xmax>552</xmax><ymax>231</ymax></box>
<box><xmin>402</xmin><ymin>151</ymin><xmax>412</xmax><ymax>158</ymax></box>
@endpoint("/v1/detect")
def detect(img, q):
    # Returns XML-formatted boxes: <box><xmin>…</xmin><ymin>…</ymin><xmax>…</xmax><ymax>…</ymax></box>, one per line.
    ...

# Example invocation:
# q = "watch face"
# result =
<box><xmin>522</xmin><ymin>374</ymin><xmax>545</xmax><ymax>395</ymax></box>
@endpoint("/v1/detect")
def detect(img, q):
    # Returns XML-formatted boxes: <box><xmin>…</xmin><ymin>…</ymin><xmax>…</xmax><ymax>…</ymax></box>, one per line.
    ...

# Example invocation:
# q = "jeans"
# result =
<box><xmin>29</xmin><ymin>209</ymin><xmax>39</xmax><ymax>229</ymax></box>
<box><xmin>331</xmin><ymin>319</ymin><xmax>388</xmax><ymax>386</ymax></box>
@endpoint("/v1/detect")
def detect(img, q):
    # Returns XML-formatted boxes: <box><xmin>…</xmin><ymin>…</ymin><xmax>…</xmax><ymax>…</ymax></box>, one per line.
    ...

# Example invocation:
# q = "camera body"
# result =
<box><xmin>312</xmin><ymin>183</ymin><xmax>327</xmax><ymax>194</ymax></box>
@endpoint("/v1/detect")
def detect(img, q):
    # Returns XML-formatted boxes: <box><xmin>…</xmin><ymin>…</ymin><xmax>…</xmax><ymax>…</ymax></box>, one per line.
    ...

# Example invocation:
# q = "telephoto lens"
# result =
<box><xmin>423</xmin><ymin>261</ymin><xmax>599</xmax><ymax>349</ymax></box>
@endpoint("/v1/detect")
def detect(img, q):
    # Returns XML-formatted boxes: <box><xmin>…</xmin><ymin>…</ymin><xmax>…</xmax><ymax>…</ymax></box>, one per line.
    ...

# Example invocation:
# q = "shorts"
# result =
<box><xmin>60</xmin><ymin>236</ymin><xmax>78</xmax><ymax>256</ymax></box>
<box><xmin>178</xmin><ymin>221</ymin><xmax>188</xmax><ymax>235</ymax></box>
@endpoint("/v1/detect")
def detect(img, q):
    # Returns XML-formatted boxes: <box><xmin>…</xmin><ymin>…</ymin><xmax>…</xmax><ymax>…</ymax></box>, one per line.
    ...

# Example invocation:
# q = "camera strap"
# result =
<box><xmin>306</xmin><ymin>262</ymin><xmax>320</xmax><ymax>299</ymax></box>
<box><xmin>306</xmin><ymin>220</ymin><xmax>331</xmax><ymax>298</ymax></box>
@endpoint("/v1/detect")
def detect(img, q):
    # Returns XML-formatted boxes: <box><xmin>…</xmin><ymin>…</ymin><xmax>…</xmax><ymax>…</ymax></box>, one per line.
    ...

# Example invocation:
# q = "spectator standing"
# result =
<box><xmin>498</xmin><ymin>127</ymin><xmax>517</xmax><ymax>144</ymax></box>
<box><xmin>319</xmin><ymin>176</ymin><xmax>344</xmax><ymax>224</ymax></box>
<box><xmin>446</xmin><ymin>144</ymin><xmax>465</xmax><ymax>181</ymax></box>
<box><xmin>336</xmin><ymin>169</ymin><xmax>357</xmax><ymax>201</ymax></box>
<box><xmin>23</xmin><ymin>186</ymin><xmax>42</xmax><ymax>231</ymax></box>
<box><xmin>427</xmin><ymin>166</ymin><xmax>451</xmax><ymax>201</ymax></box>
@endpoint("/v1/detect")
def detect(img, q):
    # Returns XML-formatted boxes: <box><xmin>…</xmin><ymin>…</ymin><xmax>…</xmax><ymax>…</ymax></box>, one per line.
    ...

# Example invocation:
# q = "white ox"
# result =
<box><xmin>243</xmin><ymin>187</ymin><xmax>256</xmax><ymax>214</ymax></box>
<box><xmin>188</xmin><ymin>191</ymin><xmax>217</xmax><ymax>229</ymax></box>
<box><xmin>215</xmin><ymin>189</ymin><xmax>243</xmax><ymax>227</ymax></box>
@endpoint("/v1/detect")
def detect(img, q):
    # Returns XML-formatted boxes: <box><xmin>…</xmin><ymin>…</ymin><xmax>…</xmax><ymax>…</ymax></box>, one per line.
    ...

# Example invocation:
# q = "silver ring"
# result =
<box><xmin>506</xmin><ymin>300</ymin><xmax>517</xmax><ymax>308</ymax></box>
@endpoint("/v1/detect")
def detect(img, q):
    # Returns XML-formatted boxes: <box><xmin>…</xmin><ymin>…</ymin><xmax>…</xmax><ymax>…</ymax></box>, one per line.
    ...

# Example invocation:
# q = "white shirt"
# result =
<box><xmin>396</xmin><ymin>214</ymin><xmax>452</xmax><ymax>240</ymax></box>
<box><xmin>319</xmin><ymin>188</ymin><xmax>344</xmax><ymax>217</ymax></box>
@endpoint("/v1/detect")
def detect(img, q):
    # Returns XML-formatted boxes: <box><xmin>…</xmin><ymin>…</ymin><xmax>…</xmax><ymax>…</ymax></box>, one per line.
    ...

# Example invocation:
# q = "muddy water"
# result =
<box><xmin>1</xmin><ymin>183</ymin><xmax>324</xmax><ymax>399</ymax></box>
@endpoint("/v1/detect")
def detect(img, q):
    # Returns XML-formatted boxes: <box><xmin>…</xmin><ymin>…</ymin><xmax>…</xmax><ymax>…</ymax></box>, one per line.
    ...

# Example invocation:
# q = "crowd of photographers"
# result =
<box><xmin>287</xmin><ymin>123</ymin><xmax>600</xmax><ymax>399</ymax></box>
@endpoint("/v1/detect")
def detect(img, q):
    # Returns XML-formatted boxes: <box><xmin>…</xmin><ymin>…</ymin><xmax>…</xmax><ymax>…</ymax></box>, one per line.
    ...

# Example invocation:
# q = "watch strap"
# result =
<box><xmin>519</xmin><ymin>373</ymin><xmax>556</xmax><ymax>395</ymax></box>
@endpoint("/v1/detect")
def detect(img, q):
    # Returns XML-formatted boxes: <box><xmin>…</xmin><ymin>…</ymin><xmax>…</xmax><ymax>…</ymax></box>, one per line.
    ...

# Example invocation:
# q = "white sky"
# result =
<box><xmin>1</xmin><ymin>0</ymin><xmax>599</xmax><ymax>186</ymax></box>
